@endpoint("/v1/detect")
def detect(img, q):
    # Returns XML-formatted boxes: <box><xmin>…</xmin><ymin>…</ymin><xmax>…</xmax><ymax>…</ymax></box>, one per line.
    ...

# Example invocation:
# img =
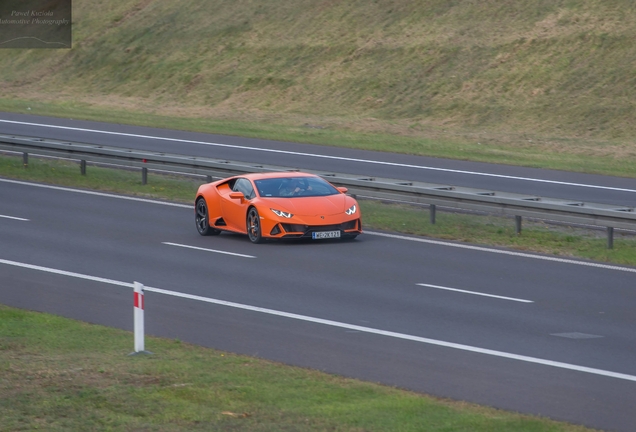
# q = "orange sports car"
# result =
<box><xmin>195</xmin><ymin>172</ymin><xmax>362</xmax><ymax>243</ymax></box>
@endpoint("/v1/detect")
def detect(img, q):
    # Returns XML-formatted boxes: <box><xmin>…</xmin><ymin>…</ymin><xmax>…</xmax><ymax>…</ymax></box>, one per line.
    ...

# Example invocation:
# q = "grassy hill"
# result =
<box><xmin>1</xmin><ymin>0</ymin><xmax>635</xmax><ymax>172</ymax></box>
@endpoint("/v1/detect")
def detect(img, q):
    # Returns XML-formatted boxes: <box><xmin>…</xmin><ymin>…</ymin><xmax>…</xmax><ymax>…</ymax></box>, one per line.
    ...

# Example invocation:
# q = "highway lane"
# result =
<box><xmin>1</xmin><ymin>178</ymin><xmax>636</xmax><ymax>431</ymax></box>
<box><xmin>2</xmin><ymin>112</ymin><xmax>636</xmax><ymax>207</ymax></box>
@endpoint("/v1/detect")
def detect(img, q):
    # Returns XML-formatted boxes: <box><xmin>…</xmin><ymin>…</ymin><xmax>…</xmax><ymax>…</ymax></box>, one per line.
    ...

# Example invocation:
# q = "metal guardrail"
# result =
<box><xmin>1</xmin><ymin>133</ymin><xmax>634</xmax><ymax>248</ymax></box>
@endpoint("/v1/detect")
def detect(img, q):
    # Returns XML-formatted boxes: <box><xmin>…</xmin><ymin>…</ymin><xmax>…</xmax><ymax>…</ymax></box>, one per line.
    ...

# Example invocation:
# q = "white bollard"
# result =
<box><xmin>130</xmin><ymin>282</ymin><xmax>152</xmax><ymax>355</ymax></box>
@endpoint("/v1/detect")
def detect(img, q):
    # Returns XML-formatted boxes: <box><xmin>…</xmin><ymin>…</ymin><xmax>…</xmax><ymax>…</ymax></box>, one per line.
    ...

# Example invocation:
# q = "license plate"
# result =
<box><xmin>312</xmin><ymin>230</ymin><xmax>341</xmax><ymax>240</ymax></box>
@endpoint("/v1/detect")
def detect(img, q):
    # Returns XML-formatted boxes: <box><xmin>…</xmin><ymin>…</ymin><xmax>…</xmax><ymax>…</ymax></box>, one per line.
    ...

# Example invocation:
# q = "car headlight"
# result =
<box><xmin>271</xmin><ymin>208</ymin><xmax>293</xmax><ymax>218</ymax></box>
<box><xmin>345</xmin><ymin>204</ymin><xmax>357</xmax><ymax>215</ymax></box>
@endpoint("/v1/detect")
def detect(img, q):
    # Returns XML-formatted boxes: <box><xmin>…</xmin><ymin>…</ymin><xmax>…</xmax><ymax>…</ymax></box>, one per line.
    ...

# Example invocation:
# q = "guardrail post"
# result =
<box><xmin>130</xmin><ymin>282</ymin><xmax>152</xmax><ymax>356</ymax></box>
<box><xmin>430</xmin><ymin>204</ymin><xmax>436</xmax><ymax>224</ymax></box>
<box><xmin>206</xmin><ymin>175</ymin><xmax>213</xmax><ymax>183</ymax></box>
<box><xmin>141</xmin><ymin>167</ymin><xmax>148</xmax><ymax>185</ymax></box>
<box><xmin>607</xmin><ymin>227</ymin><xmax>614</xmax><ymax>249</ymax></box>
<box><xmin>515</xmin><ymin>216</ymin><xmax>522</xmax><ymax>234</ymax></box>
<box><xmin>22</xmin><ymin>152</ymin><xmax>28</xmax><ymax>168</ymax></box>
<box><xmin>80</xmin><ymin>159</ymin><xmax>86</xmax><ymax>175</ymax></box>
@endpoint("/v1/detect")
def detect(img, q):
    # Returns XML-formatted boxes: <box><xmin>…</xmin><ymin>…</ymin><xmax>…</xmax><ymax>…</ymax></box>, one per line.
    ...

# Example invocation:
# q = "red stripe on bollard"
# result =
<box><xmin>134</xmin><ymin>292</ymin><xmax>144</xmax><ymax>309</ymax></box>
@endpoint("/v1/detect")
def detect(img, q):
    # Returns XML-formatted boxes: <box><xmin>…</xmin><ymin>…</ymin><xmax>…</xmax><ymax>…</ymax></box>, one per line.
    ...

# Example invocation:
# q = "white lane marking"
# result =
<box><xmin>367</xmin><ymin>231</ymin><xmax>636</xmax><ymax>273</ymax></box>
<box><xmin>3</xmin><ymin>178</ymin><xmax>636</xmax><ymax>274</ymax></box>
<box><xmin>2</xmin><ymin>119</ymin><xmax>635</xmax><ymax>193</ymax></box>
<box><xmin>417</xmin><ymin>283</ymin><xmax>533</xmax><ymax>303</ymax></box>
<box><xmin>0</xmin><ymin>178</ymin><xmax>192</xmax><ymax>208</ymax></box>
<box><xmin>1</xmin><ymin>257</ymin><xmax>636</xmax><ymax>383</ymax></box>
<box><xmin>0</xmin><ymin>214</ymin><xmax>29</xmax><ymax>221</ymax></box>
<box><xmin>162</xmin><ymin>242</ymin><xmax>256</xmax><ymax>258</ymax></box>
<box><xmin>0</xmin><ymin>258</ymin><xmax>131</xmax><ymax>287</ymax></box>
<box><xmin>551</xmin><ymin>332</ymin><xmax>603</xmax><ymax>339</ymax></box>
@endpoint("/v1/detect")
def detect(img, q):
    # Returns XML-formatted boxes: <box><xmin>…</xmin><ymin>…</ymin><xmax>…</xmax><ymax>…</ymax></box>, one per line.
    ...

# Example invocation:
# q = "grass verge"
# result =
<box><xmin>1</xmin><ymin>153</ymin><xmax>635</xmax><ymax>267</ymax></box>
<box><xmin>0</xmin><ymin>304</ymin><xmax>598</xmax><ymax>431</ymax></box>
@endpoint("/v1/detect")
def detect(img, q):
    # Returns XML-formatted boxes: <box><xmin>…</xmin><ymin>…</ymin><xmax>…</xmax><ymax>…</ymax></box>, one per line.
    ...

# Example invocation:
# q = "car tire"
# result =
<box><xmin>195</xmin><ymin>198</ymin><xmax>220</xmax><ymax>236</ymax></box>
<box><xmin>342</xmin><ymin>234</ymin><xmax>358</xmax><ymax>241</ymax></box>
<box><xmin>247</xmin><ymin>207</ymin><xmax>263</xmax><ymax>244</ymax></box>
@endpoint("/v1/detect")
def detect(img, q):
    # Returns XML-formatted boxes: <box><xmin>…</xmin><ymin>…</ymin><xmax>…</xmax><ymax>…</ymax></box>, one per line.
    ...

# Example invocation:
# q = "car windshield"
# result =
<box><xmin>254</xmin><ymin>176</ymin><xmax>340</xmax><ymax>198</ymax></box>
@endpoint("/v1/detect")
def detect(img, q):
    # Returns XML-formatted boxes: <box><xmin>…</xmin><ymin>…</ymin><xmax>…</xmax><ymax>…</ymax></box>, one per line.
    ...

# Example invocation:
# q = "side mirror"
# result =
<box><xmin>229</xmin><ymin>192</ymin><xmax>245</xmax><ymax>201</ymax></box>
<box><xmin>337</xmin><ymin>187</ymin><xmax>348</xmax><ymax>193</ymax></box>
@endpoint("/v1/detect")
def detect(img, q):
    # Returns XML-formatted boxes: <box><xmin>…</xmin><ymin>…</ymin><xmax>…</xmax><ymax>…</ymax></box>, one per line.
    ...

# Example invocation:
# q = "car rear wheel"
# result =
<box><xmin>247</xmin><ymin>207</ymin><xmax>263</xmax><ymax>244</ymax></box>
<box><xmin>195</xmin><ymin>198</ymin><xmax>220</xmax><ymax>236</ymax></box>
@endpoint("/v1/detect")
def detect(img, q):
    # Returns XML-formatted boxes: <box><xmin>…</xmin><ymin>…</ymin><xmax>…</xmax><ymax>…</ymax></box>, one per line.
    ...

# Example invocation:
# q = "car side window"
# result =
<box><xmin>233</xmin><ymin>178</ymin><xmax>255</xmax><ymax>200</ymax></box>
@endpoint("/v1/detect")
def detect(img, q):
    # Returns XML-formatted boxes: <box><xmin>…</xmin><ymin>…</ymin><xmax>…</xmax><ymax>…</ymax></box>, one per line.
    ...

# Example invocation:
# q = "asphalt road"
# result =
<box><xmin>1</xmin><ymin>178</ymin><xmax>635</xmax><ymax>431</ymax></box>
<box><xmin>1</xmin><ymin>112</ymin><xmax>636</xmax><ymax>208</ymax></box>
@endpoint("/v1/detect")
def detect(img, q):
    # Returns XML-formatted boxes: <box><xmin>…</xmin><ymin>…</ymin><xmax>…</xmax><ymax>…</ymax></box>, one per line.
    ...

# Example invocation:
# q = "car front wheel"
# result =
<box><xmin>247</xmin><ymin>207</ymin><xmax>263</xmax><ymax>244</ymax></box>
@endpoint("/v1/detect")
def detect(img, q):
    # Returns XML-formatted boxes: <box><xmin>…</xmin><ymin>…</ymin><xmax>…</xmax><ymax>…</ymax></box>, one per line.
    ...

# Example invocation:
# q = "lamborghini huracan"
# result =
<box><xmin>194</xmin><ymin>172</ymin><xmax>362</xmax><ymax>243</ymax></box>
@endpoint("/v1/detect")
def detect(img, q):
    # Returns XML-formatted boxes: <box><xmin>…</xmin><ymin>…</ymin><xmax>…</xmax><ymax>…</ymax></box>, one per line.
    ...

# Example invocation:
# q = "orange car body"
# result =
<box><xmin>195</xmin><ymin>172</ymin><xmax>362</xmax><ymax>243</ymax></box>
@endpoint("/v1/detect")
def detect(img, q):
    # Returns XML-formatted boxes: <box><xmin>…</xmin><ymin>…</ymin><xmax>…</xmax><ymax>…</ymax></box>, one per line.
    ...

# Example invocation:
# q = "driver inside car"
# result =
<box><xmin>279</xmin><ymin>178</ymin><xmax>311</xmax><ymax>196</ymax></box>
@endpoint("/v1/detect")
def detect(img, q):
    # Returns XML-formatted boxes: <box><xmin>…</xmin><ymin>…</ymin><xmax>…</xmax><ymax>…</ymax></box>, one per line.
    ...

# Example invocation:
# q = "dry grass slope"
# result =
<box><xmin>1</xmin><ymin>1</ymin><xmax>635</xmax><ymax>144</ymax></box>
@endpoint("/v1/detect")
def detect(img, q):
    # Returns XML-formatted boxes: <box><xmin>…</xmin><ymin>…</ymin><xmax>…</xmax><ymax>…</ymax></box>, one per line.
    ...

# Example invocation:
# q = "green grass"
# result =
<box><xmin>2</xmin><ymin>152</ymin><xmax>635</xmax><ymax>266</ymax></box>
<box><xmin>0</xmin><ymin>304</ymin><xmax>598</xmax><ymax>431</ymax></box>
<box><xmin>364</xmin><ymin>200</ymin><xmax>636</xmax><ymax>265</ymax></box>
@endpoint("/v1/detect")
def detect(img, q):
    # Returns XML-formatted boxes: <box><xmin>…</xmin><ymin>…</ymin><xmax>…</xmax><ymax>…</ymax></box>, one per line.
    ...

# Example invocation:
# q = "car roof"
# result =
<box><xmin>241</xmin><ymin>172</ymin><xmax>318</xmax><ymax>181</ymax></box>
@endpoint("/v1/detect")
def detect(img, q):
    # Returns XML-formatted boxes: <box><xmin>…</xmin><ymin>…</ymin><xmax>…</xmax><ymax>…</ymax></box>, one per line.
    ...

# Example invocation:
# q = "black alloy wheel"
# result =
<box><xmin>247</xmin><ymin>207</ymin><xmax>263</xmax><ymax>244</ymax></box>
<box><xmin>195</xmin><ymin>198</ymin><xmax>220</xmax><ymax>236</ymax></box>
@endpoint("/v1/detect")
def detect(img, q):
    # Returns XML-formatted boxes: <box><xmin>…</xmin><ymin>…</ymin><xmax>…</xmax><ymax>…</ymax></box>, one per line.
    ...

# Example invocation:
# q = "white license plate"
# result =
<box><xmin>312</xmin><ymin>230</ymin><xmax>341</xmax><ymax>240</ymax></box>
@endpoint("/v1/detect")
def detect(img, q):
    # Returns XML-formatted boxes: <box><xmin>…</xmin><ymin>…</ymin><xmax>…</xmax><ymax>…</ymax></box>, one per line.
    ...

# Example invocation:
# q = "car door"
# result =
<box><xmin>220</xmin><ymin>178</ymin><xmax>255</xmax><ymax>232</ymax></box>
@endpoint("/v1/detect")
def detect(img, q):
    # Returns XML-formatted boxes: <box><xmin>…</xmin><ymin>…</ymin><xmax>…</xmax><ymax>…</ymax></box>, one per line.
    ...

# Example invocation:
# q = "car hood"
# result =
<box><xmin>265</xmin><ymin>194</ymin><xmax>349</xmax><ymax>216</ymax></box>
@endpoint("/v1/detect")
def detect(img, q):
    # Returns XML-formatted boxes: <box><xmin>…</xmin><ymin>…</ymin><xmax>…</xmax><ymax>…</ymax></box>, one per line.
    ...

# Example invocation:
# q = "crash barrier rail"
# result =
<box><xmin>1</xmin><ymin>133</ymin><xmax>635</xmax><ymax>249</ymax></box>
